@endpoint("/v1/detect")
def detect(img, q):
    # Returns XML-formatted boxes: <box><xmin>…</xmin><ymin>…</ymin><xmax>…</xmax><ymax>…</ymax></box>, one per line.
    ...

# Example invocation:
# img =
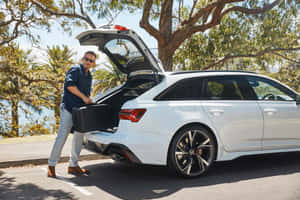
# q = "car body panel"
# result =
<box><xmin>258</xmin><ymin>101</ymin><xmax>300</xmax><ymax>149</ymax></box>
<box><xmin>201</xmin><ymin>101</ymin><xmax>263</xmax><ymax>152</ymax></box>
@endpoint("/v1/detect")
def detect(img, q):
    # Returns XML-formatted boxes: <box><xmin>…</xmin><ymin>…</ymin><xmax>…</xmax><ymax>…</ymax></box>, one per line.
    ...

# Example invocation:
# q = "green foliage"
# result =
<box><xmin>92</xmin><ymin>61</ymin><xmax>126</xmax><ymax>96</ymax></box>
<box><xmin>173</xmin><ymin>1</ymin><xmax>299</xmax><ymax>91</ymax></box>
<box><xmin>0</xmin><ymin>45</ymin><xmax>51</xmax><ymax>137</ymax></box>
<box><xmin>174</xmin><ymin>1</ymin><xmax>298</xmax><ymax>69</ymax></box>
<box><xmin>270</xmin><ymin>62</ymin><xmax>300</xmax><ymax>93</ymax></box>
<box><xmin>0</xmin><ymin>0</ymin><xmax>52</xmax><ymax>46</ymax></box>
<box><xmin>0</xmin><ymin>44</ymin><xmax>76</xmax><ymax>137</ymax></box>
<box><xmin>22</xmin><ymin>116</ymin><xmax>53</xmax><ymax>136</ymax></box>
<box><xmin>0</xmin><ymin>101</ymin><xmax>11</xmax><ymax>137</ymax></box>
<box><xmin>41</xmin><ymin>45</ymin><xmax>76</xmax><ymax>133</ymax></box>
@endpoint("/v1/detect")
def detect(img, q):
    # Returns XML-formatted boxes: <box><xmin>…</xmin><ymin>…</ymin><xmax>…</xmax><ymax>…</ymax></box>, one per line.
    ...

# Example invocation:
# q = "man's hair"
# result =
<box><xmin>84</xmin><ymin>51</ymin><xmax>96</xmax><ymax>58</ymax></box>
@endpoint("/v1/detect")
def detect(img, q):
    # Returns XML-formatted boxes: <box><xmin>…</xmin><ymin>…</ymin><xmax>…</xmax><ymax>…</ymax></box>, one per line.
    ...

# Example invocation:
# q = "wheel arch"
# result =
<box><xmin>166</xmin><ymin>122</ymin><xmax>219</xmax><ymax>166</ymax></box>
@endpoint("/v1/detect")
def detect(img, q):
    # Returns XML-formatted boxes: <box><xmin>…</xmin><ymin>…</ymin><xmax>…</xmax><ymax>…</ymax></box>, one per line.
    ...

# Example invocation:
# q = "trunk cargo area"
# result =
<box><xmin>72</xmin><ymin>75</ymin><xmax>163</xmax><ymax>132</ymax></box>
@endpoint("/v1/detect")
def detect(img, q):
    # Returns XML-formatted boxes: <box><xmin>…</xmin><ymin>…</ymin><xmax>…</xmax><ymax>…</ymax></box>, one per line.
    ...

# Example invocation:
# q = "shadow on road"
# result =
<box><xmin>69</xmin><ymin>151</ymin><xmax>300</xmax><ymax>200</ymax></box>
<box><xmin>0</xmin><ymin>170</ymin><xmax>76</xmax><ymax>200</ymax></box>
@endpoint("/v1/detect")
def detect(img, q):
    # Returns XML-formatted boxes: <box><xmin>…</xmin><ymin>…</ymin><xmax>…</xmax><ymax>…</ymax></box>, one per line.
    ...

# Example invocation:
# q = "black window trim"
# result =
<box><xmin>154</xmin><ymin>75</ymin><xmax>256</xmax><ymax>101</ymax></box>
<box><xmin>154</xmin><ymin>74</ymin><xmax>297</xmax><ymax>102</ymax></box>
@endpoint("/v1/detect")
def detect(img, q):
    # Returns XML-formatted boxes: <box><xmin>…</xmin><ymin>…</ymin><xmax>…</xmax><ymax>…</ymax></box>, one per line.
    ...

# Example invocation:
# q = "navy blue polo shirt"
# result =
<box><xmin>62</xmin><ymin>64</ymin><xmax>92</xmax><ymax>113</ymax></box>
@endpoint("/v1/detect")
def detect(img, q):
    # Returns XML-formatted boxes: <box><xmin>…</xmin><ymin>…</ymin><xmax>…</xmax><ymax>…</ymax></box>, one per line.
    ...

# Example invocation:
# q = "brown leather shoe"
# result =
<box><xmin>47</xmin><ymin>166</ymin><xmax>56</xmax><ymax>178</ymax></box>
<box><xmin>68</xmin><ymin>166</ymin><xmax>90</xmax><ymax>175</ymax></box>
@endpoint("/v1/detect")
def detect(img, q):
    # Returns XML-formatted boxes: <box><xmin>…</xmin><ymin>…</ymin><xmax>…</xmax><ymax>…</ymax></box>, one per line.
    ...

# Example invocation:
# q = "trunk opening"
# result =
<box><xmin>72</xmin><ymin>75</ymin><xmax>164</xmax><ymax>132</ymax></box>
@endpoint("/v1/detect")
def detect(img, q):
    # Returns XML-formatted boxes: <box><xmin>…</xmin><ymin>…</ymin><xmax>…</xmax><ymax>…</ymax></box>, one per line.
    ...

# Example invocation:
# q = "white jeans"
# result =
<box><xmin>48</xmin><ymin>103</ymin><xmax>83</xmax><ymax>167</ymax></box>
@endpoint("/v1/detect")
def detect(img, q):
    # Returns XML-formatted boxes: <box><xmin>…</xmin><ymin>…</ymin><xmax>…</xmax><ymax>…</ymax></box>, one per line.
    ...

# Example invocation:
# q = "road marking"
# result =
<box><xmin>41</xmin><ymin>167</ymin><xmax>92</xmax><ymax>196</ymax></box>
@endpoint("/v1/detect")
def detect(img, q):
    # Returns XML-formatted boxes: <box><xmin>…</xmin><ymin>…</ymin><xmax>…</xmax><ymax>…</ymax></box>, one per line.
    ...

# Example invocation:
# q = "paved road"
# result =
<box><xmin>1</xmin><ymin>152</ymin><xmax>300</xmax><ymax>200</ymax></box>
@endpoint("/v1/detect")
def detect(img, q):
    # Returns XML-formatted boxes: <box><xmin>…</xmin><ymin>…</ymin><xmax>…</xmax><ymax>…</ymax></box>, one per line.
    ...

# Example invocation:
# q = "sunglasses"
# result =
<box><xmin>84</xmin><ymin>57</ymin><xmax>95</xmax><ymax>63</ymax></box>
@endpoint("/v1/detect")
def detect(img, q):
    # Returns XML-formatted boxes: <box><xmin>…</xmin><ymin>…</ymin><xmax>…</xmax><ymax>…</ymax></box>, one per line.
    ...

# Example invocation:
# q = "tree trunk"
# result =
<box><xmin>159</xmin><ymin>50</ymin><xmax>173</xmax><ymax>71</ymax></box>
<box><xmin>11</xmin><ymin>100</ymin><xmax>19</xmax><ymax>137</ymax></box>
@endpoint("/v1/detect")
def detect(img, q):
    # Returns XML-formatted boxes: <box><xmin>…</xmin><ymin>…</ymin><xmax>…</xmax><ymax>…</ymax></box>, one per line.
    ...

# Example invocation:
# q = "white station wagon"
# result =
<box><xmin>72</xmin><ymin>25</ymin><xmax>300</xmax><ymax>177</ymax></box>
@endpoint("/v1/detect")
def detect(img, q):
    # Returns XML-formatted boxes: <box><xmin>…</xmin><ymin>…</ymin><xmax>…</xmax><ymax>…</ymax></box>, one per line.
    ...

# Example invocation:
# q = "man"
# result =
<box><xmin>47</xmin><ymin>51</ymin><xmax>96</xmax><ymax>178</ymax></box>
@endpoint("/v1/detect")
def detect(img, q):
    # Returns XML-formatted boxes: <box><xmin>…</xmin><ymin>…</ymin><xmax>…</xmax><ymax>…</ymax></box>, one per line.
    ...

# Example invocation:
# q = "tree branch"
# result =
<box><xmin>0</xmin><ymin>64</ymin><xmax>59</xmax><ymax>89</ymax></box>
<box><xmin>0</xmin><ymin>18</ymin><xmax>23</xmax><ymax>46</ymax></box>
<box><xmin>0</xmin><ymin>18</ymin><xmax>15</xmax><ymax>27</ymax></box>
<box><xmin>171</xmin><ymin>0</ymin><xmax>282</xmax><ymax>54</ymax></box>
<box><xmin>159</xmin><ymin>0</ymin><xmax>173</xmax><ymax>39</ymax></box>
<box><xmin>181</xmin><ymin>1</ymin><xmax>218</xmax><ymax>26</ymax></box>
<box><xmin>271</xmin><ymin>52</ymin><xmax>300</xmax><ymax>64</ymax></box>
<box><xmin>29</xmin><ymin>0</ymin><xmax>96</xmax><ymax>28</ymax></box>
<box><xmin>220</xmin><ymin>0</ymin><xmax>282</xmax><ymax>18</ymax></box>
<box><xmin>140</xmin><ymin>0</ymin><xmax>161</xmax><ymax>41</ymax></box>
<box><xmin>203</xmin><ymin>47</ymin><xmax>300</xmax><ymax>70</ymax></box>
<box><xmin>189</xmin><ymin>0</ymin><xmax>198</xmax><ymax>20</ymax></box>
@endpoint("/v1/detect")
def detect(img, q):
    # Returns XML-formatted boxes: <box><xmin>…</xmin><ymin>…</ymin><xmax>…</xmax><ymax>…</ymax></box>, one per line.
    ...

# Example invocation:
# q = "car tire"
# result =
<box><xmin>168</xmin><ymin>125</ymin><xmax>217</xmax><ymax>178</ymax></box>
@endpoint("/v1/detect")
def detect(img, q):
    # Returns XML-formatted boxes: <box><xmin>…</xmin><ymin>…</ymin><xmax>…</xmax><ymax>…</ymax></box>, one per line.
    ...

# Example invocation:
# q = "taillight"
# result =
<box><xmin>119</xmin><ymin>109</ymin><xmax>146</xmax><ymax>122</ymax></box>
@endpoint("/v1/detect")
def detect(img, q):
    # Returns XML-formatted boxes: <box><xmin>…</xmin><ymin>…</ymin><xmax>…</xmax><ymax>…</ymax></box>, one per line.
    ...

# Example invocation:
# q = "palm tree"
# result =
<box><xmin>92</xmin><ymin>61</ymin><xmax>126</xmax><ymax>97</ymax></box>
<box><xmin>42</xmin><ymin>45</ymin><xmax>76</xmax><ymax>133</ymax></box>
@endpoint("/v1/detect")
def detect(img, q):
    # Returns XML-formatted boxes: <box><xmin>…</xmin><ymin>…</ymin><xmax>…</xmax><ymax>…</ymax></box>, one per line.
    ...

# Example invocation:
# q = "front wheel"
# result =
<box><xmin>168</xmin><ymin>125</ymin><xmax>217</xmax><ymax>178</ymax></box>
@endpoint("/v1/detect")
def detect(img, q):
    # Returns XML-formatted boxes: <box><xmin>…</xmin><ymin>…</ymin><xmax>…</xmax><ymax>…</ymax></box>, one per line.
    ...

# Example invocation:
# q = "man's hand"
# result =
<box><xmin>82</xmin><ymin>96</ymin><xmax>93</xmax><ymax>104</ymax></box>
<box><xmin>67</xmin><ymin>86</ymin><xmax>93</xmax><ymax>104</ymax></box>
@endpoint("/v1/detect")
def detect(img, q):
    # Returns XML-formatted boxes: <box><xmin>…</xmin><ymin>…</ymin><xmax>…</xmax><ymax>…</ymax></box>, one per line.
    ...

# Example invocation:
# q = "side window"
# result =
<box><xmin>206</xmin><ymin>81</ymin><xmax>224</xmax><ymax>100</ymax></box>
<box><xmin>203</xmin><ymin>77</ymin><xmax>244</xmax><ymax>100</ymax></box>
<box><xmin>156</xmin><ymin>78</ymin><xmax>202</xmax><ymax>100</ymax></box>
<box><xmin>247</xmin><ymin>76</ymin><xmax>295</xmax><ymax>101</ymax></box>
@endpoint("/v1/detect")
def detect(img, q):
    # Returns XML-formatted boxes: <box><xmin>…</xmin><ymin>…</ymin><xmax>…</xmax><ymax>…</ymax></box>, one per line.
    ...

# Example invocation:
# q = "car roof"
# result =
<box><xmin>170</xmin><ymin>70</ymin><xmax>256</xmax><ymax>75</ymax></box>
<box><xmin>165</xmin><ymin>70</ymin><xmax>257</xmax><ymax>79</ymax></box>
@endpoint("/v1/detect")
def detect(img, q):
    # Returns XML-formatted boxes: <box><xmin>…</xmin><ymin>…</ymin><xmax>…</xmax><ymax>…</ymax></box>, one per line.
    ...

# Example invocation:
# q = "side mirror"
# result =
<box><xmin>296</xmin><ymin>95</ymin><xmax>300</xmax><ymax>105</ymax></box>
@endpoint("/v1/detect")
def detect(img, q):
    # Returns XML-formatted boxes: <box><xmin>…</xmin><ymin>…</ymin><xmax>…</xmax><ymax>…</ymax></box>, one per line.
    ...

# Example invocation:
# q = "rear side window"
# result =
<box><xmin>155</xmin><ymin>78</ymin><xmax>203</xmax><ymax>100</ymax></box>
<box><xmin>203</xmin><ymin>77</ymin><xmax>247</xmax><ymax>100</ymax></box>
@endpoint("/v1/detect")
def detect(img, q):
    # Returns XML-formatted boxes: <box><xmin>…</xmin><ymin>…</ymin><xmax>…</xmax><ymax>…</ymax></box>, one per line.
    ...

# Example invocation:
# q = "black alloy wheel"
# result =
<box><xmin>168</xmin><ymin>125</ymin><xmax>216</xmax><ymax>178</ymax></box>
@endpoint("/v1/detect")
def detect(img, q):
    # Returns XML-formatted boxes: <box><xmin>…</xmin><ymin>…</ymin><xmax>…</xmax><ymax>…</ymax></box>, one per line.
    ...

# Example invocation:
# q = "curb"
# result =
<box><xmin>0</xmin><ymin>154</ymin><xmax>108</xmax><ymax>169</ymax></box>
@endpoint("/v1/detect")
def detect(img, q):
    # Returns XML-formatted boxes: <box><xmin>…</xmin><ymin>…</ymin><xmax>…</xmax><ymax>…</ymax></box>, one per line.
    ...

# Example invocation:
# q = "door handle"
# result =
<box><xmin>209</xmin><ymin>109</ymin><xmax>224</xmax><ymax>116</ymax></box>
<box><xmin>264</xmin><ymin>108</ymin><xmax>277</xmax><ymax>115</ymax></box>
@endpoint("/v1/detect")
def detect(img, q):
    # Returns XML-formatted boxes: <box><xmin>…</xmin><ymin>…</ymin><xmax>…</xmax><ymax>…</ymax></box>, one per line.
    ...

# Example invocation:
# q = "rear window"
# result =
<box><xmin>104</xmin><ymin>39</ymin><xmax>151</xmax><ymax>71</ymax></box>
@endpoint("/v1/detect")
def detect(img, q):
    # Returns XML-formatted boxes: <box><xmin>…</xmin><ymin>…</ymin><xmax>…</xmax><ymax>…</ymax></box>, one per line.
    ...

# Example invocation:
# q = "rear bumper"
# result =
<box><xmin>83</xmin><ymin>139</ymin><xmax>141</xmax><ymax>164</ymax></box>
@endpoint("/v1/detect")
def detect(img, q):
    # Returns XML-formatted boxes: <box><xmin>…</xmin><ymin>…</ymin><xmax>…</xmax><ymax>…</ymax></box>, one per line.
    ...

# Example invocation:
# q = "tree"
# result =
<box><xmin>173</xmin><ymin>1</ymin><xmax>299</xmax><ymax>71</ymax></box>
<box><xmin>0</xmin><ymin>0</ymin><xmax>114</xmax><ymax>46</ymax></box>
<box><xmin>27</xmin><ymin>0</ymin><xmax>284</xmax><ymax>71</ymax></box>
<box><xmin>100</xmin><ymin>0</ymin><xmax>283</xmax><ymax>70</ymax></box>
<box><xmin>28</xmin><ymin>0</ymin><xmax>120</xmax><ymax>30</ymax></box>
<box><xmin>0</xmin><ymin>45</ymin><xmax>51</xmax><ymax>137</ymax></box>
<box><xmin>42</xmin><ymin>45</ymin><xmax>75</xmax><ymax>132</ymax></box>
<box><xmin>0</xmin><ymin>0</ymin><xmax>51</xmax><ymax>46</ymax></box>
<box><xmin>0</xmin><ymin>101</ymin><xmax>11</xmax><ymax>137</ymax></box>
<box><xmin>271</xmin><ymin>59</ymin><xmax>300</xmax><ymax>93</ymax></box>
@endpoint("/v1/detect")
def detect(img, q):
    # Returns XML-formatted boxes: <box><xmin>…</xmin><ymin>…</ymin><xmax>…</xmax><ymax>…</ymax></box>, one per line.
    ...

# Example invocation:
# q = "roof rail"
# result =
<box><xmin>170</xmin><ymin>70</ymin><xmax>257</xmax><ymax>75</ymax></box>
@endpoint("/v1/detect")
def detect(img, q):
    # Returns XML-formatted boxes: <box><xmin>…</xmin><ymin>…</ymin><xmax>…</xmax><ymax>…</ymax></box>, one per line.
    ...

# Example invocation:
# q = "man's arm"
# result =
<box><xmin>67</xmin><ymin>86</ymin><xmax>93</xmax><ymax>104</ymax></box>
